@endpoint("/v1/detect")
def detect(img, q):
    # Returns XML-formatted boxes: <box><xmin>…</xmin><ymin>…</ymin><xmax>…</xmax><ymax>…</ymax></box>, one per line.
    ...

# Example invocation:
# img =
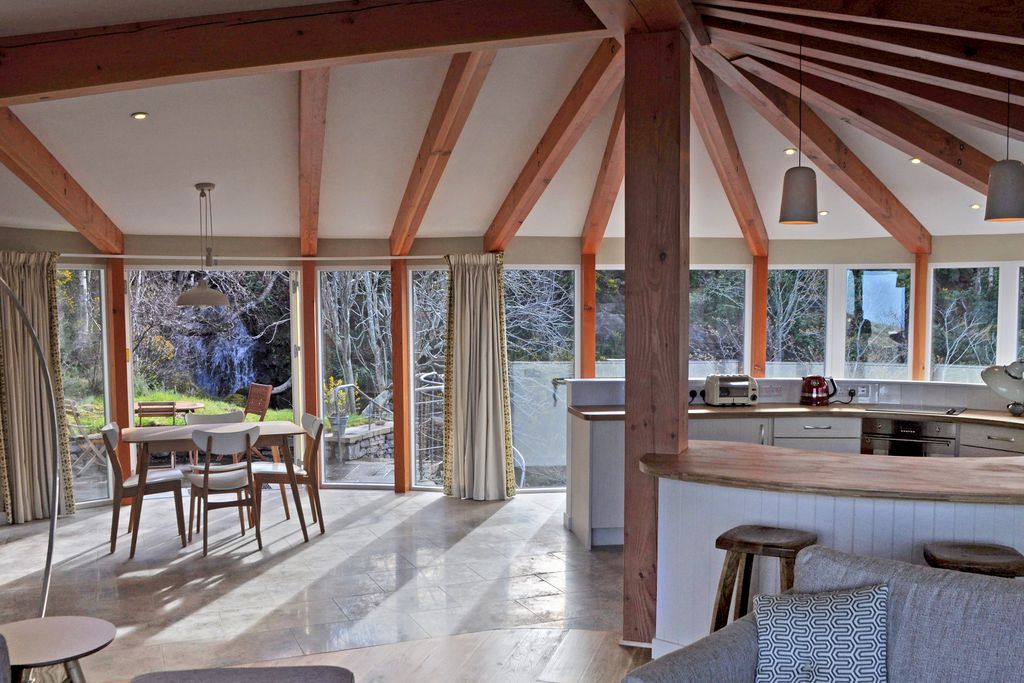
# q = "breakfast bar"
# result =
<box><xmin>643</xmin><ymin>442</ymin><xmax>1024</xmax><ymax>657</ymax></box>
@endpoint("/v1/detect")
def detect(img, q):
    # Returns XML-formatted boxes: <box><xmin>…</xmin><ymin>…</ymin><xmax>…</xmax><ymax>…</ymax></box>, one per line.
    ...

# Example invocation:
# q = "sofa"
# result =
<box><xmin>625</xmin><ymin>545</ymin><xmax>1024</xmax><ymax>683</ymax></box>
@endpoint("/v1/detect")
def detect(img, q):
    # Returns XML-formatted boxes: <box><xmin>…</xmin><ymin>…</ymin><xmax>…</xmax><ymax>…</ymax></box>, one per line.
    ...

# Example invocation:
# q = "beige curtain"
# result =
<box><xmin>0</xmin><ymin>251</ymin><xmax>75</xmax><ymax>524</ymax></box>
<box><xmin>443</xmin><ymin>253</ymin><xmax>516</xmax><ymax>501</ymax></box>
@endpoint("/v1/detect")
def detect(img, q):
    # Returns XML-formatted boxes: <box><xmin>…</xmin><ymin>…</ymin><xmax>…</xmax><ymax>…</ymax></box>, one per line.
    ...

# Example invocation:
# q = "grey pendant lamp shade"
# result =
<box><xmin>780</xmin><ymin>166</ymin><xmax>819</xmax><ymax>224</ymax></box>
<box><xmin>985</xmin><ymin>80</ymin><xmax>1024</xmax><ymax>222</ymax></box>
<box><xmin>779</xmin><ymin>38</ymin><xmax>818</xmax><ymax>225</ymax></box>
<box><xmin>177</xmin><ymin>182</ymin><xmax>229</xmax><ymax>307</ymax></box>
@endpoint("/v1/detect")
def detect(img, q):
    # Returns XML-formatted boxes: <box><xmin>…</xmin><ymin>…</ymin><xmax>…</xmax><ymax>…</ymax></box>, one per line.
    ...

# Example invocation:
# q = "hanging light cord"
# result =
<box><xmin>1006</xmin><ymin>78</ymin><xmax>1012</xmax><ymax>161</ymax></box>
<box><xmin>798</xmin><ymin>37</ymin><xmax>804</xmax><ymax>167</ymax></box>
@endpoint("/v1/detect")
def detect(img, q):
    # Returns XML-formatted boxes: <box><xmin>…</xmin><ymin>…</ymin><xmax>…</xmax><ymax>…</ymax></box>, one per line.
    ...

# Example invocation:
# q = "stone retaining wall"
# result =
<box><xmin>329</xmin><ymin>422</ymin><xmax>394</xmax><ymax>462</ymax></box>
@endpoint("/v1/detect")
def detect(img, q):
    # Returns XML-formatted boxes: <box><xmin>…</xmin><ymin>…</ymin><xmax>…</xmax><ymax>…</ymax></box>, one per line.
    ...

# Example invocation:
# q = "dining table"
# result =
<box><xmin>119</xmin><ymin>420</ymin><xmax>309</xmax><ymax>558</ymax></box>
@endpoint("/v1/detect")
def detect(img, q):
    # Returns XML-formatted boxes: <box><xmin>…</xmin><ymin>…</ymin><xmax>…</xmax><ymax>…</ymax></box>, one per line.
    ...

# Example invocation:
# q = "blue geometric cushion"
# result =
<box><xmin>754</xmin><ymin>583</ymin><xmax>888</xmax><ymax>682</ymax></box>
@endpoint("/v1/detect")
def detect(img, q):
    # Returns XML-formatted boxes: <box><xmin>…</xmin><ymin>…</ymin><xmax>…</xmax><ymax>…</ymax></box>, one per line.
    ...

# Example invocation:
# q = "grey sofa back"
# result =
<box><xmin>795</xmin><ymin>546</ymin><xmax>1024</xmax><ymax>682</ymax></box>
<box><xmin>0</xmin><ymin>635</ymin><xmax>9</xmax><ymax>683</ymax></box>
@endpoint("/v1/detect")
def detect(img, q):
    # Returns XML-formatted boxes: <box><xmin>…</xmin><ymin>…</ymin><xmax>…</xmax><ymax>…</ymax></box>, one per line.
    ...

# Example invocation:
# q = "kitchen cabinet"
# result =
<box><xmin>690</xmin><ymin>417</ymin><xmax>771</xmax><ymax>445</ymax></box>
<box><xmin>960</xmin><ymin>424</ymin><xmax>1024</xmax><ymax>455</ymax></box>
<box><xmin>773</xmin><ymin>437</ymin><xmax>862</xmax><ymax>454</ymax></box>
<box><xmin>773</xmin><ymin>417</ymin><xmax>861</xmax><ymax>454</ymax></box>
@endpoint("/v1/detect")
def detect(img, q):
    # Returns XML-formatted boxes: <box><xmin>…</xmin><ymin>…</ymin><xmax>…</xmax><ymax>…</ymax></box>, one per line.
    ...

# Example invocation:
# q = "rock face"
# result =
<box><xmin>330</xmin><ymin>423</ymin><xmax>394</xmax><ymax>462</ymax></box>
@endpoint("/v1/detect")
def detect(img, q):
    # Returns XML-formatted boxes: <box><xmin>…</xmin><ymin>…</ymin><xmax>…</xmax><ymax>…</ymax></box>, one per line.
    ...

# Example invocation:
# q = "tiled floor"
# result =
<box><xmin>0</xmin><ymin>489</ymin><xmax>623</xmax><ymax>682</ymax></box>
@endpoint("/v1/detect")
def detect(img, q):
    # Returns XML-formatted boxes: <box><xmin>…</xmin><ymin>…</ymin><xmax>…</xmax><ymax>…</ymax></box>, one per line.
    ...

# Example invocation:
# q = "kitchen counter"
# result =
<box><xmin>568</xmin><ymin>402</ymin><xmax>1024</xmax><ymax>429</ymax></box>
<box><xmin>641</xmin><ymin>441</ymin><xmax>1024</xmax><ymax>505</ymax></box>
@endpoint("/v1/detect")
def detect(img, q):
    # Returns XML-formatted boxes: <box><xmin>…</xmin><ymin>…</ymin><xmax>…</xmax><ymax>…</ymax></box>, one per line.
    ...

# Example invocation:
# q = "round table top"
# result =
<box><xmin>0</xmin><ymin>616</ymin><xmax>116</xmax><ymax>667</ymax></box>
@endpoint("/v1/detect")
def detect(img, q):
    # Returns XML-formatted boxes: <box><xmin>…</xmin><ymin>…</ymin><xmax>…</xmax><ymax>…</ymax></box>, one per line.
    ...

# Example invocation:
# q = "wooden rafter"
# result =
<box><xmin>484</xmin><ymin>38</ymin><xmax>624</xmax><ymax>253</ymax></box>
<box><xmin>696</xmin><ymin>6</ymin><xmax>1024</xmax><ymax>83</ymax></box>
<box><xmin>0</xmin><ymin>107</ymin><xmax>123</xmax><ymax>254</ymax></box>
<box><xmin>390</xmin><ymin>51</ymin><xmax>495</xmax><ymax>257</ymax></box>
<box><xmin>735</xmin><ymin>57</ymin><xmax>995</xmax><ymax>194</ymax></box>
<box><xmin>299</xmin><ymin>68</ymin><xmax>330</xmax><ymax>258</ymax></box>
<box><xmin>704</xmin><ymin>16</ymin><xmax>1024</xmax><ymax>108</ymax></box>
<box><xmin>696</xmin><ymin>47</ymin><xmax>932</xmax><ymax>254</ymax></box>
<box><xmin>580</xmin><ymin>89</ymin><xmax>625</xmax><ymax>255</ymax></box>
<box><xmin>691</xmin><ymin>59</ymin><xmax>769</xmax><ymax>256</ymax></box>
<box><xmin>0</xmin><ymin>0</ymin><xmax>607</xmax><ymax>106</ymax></box>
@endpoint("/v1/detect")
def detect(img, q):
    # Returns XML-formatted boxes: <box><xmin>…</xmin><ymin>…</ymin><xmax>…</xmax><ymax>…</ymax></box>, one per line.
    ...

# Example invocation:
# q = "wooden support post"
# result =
<box><xmin>750</xmin><ymin>255</ymin><xmax>768</xmax><ymax>378</ymax></box>
<box><xmin>912</xmin><ymin>253</ymin><xmax>929</xmax><ymax>381</ymax></box>
<box><xmin>623</xmin><ymin>29</ymin><xmax>689</xmax><ymax>645</ymax></box>
<box><xmin>104</xmin><ymin>259</ymin><xmax>131</xmax><ymax>494</ymax></box>
<box><xmin>581</xmin><ymin>253</ymin><xmax>597</xmax><ymax>379</ymax></box>
<box><xmin>301</xmin><ymin>261</ymin><xmax>320</xmax><ymax>419</ymax></box>
<box><xmin>391</xmin><ymin>259</ymin><xmax>412</xmax><ymax>493</ymax></box>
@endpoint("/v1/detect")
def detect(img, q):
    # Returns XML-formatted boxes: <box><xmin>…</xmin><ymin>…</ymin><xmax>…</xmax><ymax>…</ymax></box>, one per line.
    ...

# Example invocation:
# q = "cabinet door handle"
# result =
<box><xmin>803</xmin><ymin>425</ymin><xmax>832</xmax><ymax>430</ymax></box>
<box><xmin>759</xmin><ymin>424</ymin><xmax>767</xmax><ymax>445</ymax></box>
<box><xmin>987</xmin><ymin>435</ymin><xmax>1016</xmax><ymax>443</ymax></box>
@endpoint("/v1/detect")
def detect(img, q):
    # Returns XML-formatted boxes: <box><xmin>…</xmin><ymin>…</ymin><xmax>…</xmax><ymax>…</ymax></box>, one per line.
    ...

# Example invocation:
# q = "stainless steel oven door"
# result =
<box><xmin>860</xmin><ymin>435</ymin><xmax>956</xmax><ymax>457</ymax></box>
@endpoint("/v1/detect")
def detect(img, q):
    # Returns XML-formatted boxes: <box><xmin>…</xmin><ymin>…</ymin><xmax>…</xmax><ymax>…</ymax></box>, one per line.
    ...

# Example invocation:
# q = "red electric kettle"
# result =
<box><xmin>800</xmin><ymin>375</ymin><xmax>838</xmax><ymax>406</ymax></box>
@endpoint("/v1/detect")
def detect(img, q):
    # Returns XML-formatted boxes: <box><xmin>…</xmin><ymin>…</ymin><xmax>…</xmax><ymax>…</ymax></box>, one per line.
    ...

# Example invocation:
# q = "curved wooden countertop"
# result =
<box><xmin>569</xmin><ymin>402</ymin><xmax>1024</xmax><ymax>430</ymax></box>
<box><xmin>640</xmin><ymin>441</ymin><xmax>1024</xmax><ymax>505</ymax></box>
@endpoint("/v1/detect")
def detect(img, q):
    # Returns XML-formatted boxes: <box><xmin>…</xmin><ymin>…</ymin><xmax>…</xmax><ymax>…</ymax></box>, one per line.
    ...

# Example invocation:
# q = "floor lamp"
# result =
<box><xmin>0</xmin><ymin>274</ymin><xmax>62</xmax><ymax>618</ymax></box>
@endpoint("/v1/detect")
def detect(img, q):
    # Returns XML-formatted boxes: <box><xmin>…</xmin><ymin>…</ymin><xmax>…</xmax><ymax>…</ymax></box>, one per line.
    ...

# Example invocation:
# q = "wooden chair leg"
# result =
<box><xmin>202</xmin><ymin>490</ymin><xmax>210</xmax><ymax>557</ymax></box>
<box><xmin>173</xmin><ymin>487</ymin><xmax>186</xmax><ymax>548</ymax></box>
<box><xmin>306</xmin><ymin>485</ymin><xmax>318</xmax><ymax>524</ymax></box>
<box><xmin>734</xmin><ymin>553</ymin><xmax>755</xmax><ymax>620</ymax></box>
<box><xmin>272</xmin><ymin>446</ymin><xmax>291</xmax><ymax>520</ymax></box>
<box><xmin>236</xmin><ymin>492</ymin><xmax>246</xmax><ymax>536</ymax></box>
<box><xmin>712</xmin><ymin>550</ymin><xmax>742</xmax><ymax>633</ymax></box>
<box><xmin>254</xmin><ymin>483</ymin><xmax>263</xmax><ymax>536</ymax></box>
<box><xmin>252</xmin><ymin>485</ymin><xmax>263</xmax><ymax>551</ymax></box>
<box><xmin>109</xmin><ymin>495</ymin><xmax>121</xmax><ymax>554</ymax></box>
<box><xmin>780</xmin><ymin>557</ymin><xmax>796</xmax><ymax>592</ymax></box>
<box><xmin>188</xmin><ymin>490</ymin><xmax>196</xmax><ymax>543</ymax></box>
<box><xmin>311</xmin><ymin>485</ymin><xmax>325</xmax><ymax>535</ymax></box>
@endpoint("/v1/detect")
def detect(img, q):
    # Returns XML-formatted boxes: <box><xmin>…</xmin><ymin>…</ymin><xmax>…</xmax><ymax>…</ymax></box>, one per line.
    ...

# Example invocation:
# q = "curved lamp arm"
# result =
<box><xmin>0</xmin><ymin>275</ymin><xmax>62</xmax><ymax>618</ymax></box>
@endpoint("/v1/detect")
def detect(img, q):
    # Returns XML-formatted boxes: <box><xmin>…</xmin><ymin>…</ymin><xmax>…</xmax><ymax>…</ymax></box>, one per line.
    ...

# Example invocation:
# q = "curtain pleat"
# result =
<box><xmin>443</xmin><ymin>253</ymin><xmax>515</xmax><ymax>501</ymax></box>
<box><xmin>0</xmin><ymin>251</ymin><xmax>75</xmax><ymax>524</ymax></box>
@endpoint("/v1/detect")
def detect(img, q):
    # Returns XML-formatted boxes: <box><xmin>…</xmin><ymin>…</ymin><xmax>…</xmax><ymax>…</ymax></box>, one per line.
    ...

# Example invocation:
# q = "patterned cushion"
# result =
<box><xmin>754</xmin><ymin>583</ymin><xmax>887</xmax><ymax>682</ymax></box>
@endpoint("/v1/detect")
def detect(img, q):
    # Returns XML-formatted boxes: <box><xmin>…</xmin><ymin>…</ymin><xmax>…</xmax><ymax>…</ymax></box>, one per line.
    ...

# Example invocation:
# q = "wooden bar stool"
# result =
<box><xmin>712</xmin><ymin>524</ymin><xmax>818</xmax><ymax>632</ymax></box>
<box><xmin>923</xmin><ymin>542</ymin><xmax>1024</xmax><ymax>578</ymax></box>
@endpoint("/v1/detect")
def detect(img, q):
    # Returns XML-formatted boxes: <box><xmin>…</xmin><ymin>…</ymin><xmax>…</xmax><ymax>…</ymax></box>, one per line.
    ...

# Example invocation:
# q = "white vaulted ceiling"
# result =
<box><xmin>0</xmin><ymin>2</ymin><xmax>1016</xmax><ymax>247</ymax></box>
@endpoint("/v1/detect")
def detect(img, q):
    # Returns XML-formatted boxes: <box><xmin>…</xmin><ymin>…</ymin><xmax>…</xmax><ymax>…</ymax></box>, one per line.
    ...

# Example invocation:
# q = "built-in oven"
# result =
<box><xmin>861</xmin><ymin>418</ymin><xmax>957</xmax><ymax>457</ymax></box>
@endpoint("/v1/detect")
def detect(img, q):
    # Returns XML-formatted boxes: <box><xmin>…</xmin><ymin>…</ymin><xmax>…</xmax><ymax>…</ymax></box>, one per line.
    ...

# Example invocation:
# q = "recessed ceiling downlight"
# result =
<box><xmin>784</xmin><ymin>147</ymin><xmax>798</xmax><ymax>156</ymax></box>
<box><xmin>818</xmin><ymin>210</ymin><xmax>830</xmax><ymax>216</ymax></box>
<box><xmin>970</xmin><ymin>203</ymin><xmax>982</xmax><ymax>210</ymax></box>
<box><xmin>130</xmin><ymin>112</ymin><xmax>149</xmax><ymax>120</ymax></box>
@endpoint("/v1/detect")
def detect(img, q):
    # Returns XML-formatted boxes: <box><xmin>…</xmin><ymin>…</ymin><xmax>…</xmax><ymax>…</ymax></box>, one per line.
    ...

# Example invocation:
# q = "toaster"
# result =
<box><xmin>703</xmin><ymin>374</ymin><xmax>759</xmax><ymax>406</ymax></box>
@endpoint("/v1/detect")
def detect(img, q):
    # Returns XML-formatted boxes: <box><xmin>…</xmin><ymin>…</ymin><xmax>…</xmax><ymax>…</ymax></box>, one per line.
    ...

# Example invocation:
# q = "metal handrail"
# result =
<box><xmin>328</xmin><ymin>382</ymin><xmax>394</xmax><ymax>417</ymax></box>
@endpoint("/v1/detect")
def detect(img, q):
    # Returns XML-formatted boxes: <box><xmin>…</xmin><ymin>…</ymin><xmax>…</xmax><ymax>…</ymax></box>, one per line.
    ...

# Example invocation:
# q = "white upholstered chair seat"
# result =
<box><xmin>186</xmin><ymin>467</ymin><xmax>250</xmax><ymax>491</ymax></box>
<box><xmin>251</xmin><ymin>462</ymin><xmax>307</xmax><ymax>477</ymax></box>
<box><xmin>124</xmin><ymin>468</ymin><xmax>184</xmax><ymax>488</ymax></box>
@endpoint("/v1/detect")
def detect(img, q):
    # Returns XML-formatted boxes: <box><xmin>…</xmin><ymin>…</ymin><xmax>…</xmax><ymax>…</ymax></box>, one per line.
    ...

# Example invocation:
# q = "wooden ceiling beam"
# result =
<box><xmin>697</xmin><ymin>6</ymin><xmax>1024</xmax><ymax>83</ymax></box>
<box><xmin>390</xmin><ymin>51</ymin><xmax>495</xmax><ymax>257</ymax></box>
<box><xmin>695</xmin><ymin>47</ymin><xmax>932</xmax><ymax>254</ymax></box>
<box><xmin>299</xmin><ymin>68</ymin><xmax>330</xmax><ymax>258</ymax></box>
<box><xmin>484</xmin><ymin>38</ymin><xmax>624</xmax><ymax>253</ymax></box>
<box><xmin>704</xmin><ymin>16</ymin><xmax>1024</xmax><ymax>107</ymax></box>
<box><xmin>580</xmin><ymin>90</ymin><xmax>625</xmax><ymax>256</ymax></box>
<box><xmin>695</xmin><ymin>0</ymin><xmax>1024</xmax><ymax>46</ymax></box>
<box><xmin>0</xmin><ymin>0</ymin><xmax>607</xmax><ymax>106</ymax></box>
<box><xmin>0</xmin><ymin>107</ymin><xmax>123</xmax><ymax>254</ymax></box>
<box><xmin>735</xmin><ymin>57</ymin><xmax>995</xmax><ymax>194</ymax></box>
<box><xmin>691</xmin><ymin>58</ymin><xmax>769</xmax><ymax>256</ymax></box>
<box><xmin>725</xmin><ymin>42</ymin><xmax>1024</xmax><ymax>143</ymax></box>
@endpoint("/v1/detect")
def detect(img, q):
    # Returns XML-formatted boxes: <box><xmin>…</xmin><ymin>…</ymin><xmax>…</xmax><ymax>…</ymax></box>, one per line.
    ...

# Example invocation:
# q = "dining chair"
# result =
<box><xmin>243</xmin><ymin>383</ymin><xmax>273</xmax><ymax>421</ymax></box>
<box><xmin>183</xmin><ymin>411</ymin><xmax>248</xmax><ymax>533</ymax></box>
<box><xmin>100</xmin><ymin>423</ymin><xmax>186</xmax><ymax>554</ymax></box>
<box><xmin>253</xmin><ymin>414</ymin><xmax>326</xmax><ymax>536</ymax></box>
<box><xmin>135</xmin><ymin>400</ymin><xmax>178</xmax><ymax>426</ymax></box>
<box><xmin>186</xmin><ymin>426</ymin><xmax>263</xmax><ymax>556</ymax></box>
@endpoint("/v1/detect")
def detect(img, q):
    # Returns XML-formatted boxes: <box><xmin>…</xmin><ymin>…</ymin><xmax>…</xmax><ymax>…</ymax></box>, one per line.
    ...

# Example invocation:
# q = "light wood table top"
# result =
<box><xmin>121</xmin><ymin>420</ymin><xmax>303</xmax><ymax>450</ymax></box>
<box><xmin>0</xmin><ymin>616</ymin><xmax>115</xmax><ymax>668</ymax></box>
<box><xmin>640</xmin><ymin>440</ymin><xmax>1024</xmax><ymax>505</ymax></box>
<box><xmin>570</xmin><ymin>402</ymin><xmax>1024</xmax><ymax>429</ymax></box>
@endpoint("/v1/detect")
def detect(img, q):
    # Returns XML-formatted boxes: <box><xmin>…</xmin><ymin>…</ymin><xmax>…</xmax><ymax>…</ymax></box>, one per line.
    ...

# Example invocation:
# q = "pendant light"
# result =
<box><xmin>984</xmin><ymin>80</ymin><xmax>1024</xmax><ymax>222</ymax></box>
<box><xmin>177</xmin><ymin>182</ymin><xmax>229</xmax><ymax>307</ymax></box>
<box><xmin>779</xmin><ymin>39</ymin><xmax>818</xmax><ymax>225</ymax></box>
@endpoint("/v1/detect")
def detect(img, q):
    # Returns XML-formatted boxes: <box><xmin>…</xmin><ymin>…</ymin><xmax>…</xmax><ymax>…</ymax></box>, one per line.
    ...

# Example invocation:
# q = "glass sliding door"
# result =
<box><xmin>766</xmin><ymin>269</ymin><xmax>828</xmax><ymax>378</ymax></box>
<box><xmin>931</xmin><ymin>267</ymin><xmax>999</xmax><ymax>383</ymax></box>
<box><xmin>319</xmin><ymin>270</ymin><xmax>394</xmax><ymax>486</ymax></box>
<box><xmin>411</xmin><ymin>270</ymin><xmax>449</xmax><ymax>488</ymax></box>
<box><xmin>844</xmin><ymin>268</ymin><xmax>911</xmax><ymax>379</ymax></box>
<box><xmin>56</xmin><ymin>267</ymin><xmax>111</xmax><ymax>502</ymax></box>
<box><xmin>504</xmin><ymin>268</ymin><xmax>576</xmax><ymax>489</ymax></box>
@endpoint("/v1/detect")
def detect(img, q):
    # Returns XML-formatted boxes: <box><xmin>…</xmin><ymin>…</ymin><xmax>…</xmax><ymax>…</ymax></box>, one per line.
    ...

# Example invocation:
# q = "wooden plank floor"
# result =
<box><xmin>236</xmin><ymin>628</ymin><xmax>650</xmax><ymax>682</ymax></box>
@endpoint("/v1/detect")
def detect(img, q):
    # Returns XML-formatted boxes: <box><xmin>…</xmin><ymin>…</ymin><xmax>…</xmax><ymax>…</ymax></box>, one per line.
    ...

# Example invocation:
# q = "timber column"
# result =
<box><xmin>623</xmin><ymin>30</ymin><xmax>690</xmax><ymax>645</ymax></box>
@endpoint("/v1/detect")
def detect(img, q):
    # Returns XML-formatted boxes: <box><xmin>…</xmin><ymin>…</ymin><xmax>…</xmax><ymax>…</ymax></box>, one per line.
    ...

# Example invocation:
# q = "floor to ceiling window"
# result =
<box><xmin>844</xmin><ymin>268</ymin><xmax>911</xmax><ymax>379</ymax></box>
<box><xmin>766</xmin><ymin>269</ymin><xmax>828</xmax><ymax>378</ymax></box>
<box><xmin>690</xmin><ymin>269</ymin><xmax>746</xmax><ymax>377</ymax></box>
<box><xmin>128</xmin><ymin>269</ymin><xmax>294</xmax><ymax>464</ymax></box>
<box><xmin>320</xmin><ymin>270</ymin><xmax>393</xmax><ymax>486</ymax></box>
<box><xmin>931</xmin><ymin>267</ymin><xmax>999</xmax><ymax>383</ymax></box>
<box><xmin>56</xmin><ymin>267</ymin><xmax>110</xmax><ymax>502</ymax></box>
<box><xmin>411</xmin><ymin>270</ymin><xmax>449</xmax><ymax>488</ymax></box>
<box><xmin>505</xmin><ymin>268</ymin><xmax>576</xmax><ymax>489</ymax></box>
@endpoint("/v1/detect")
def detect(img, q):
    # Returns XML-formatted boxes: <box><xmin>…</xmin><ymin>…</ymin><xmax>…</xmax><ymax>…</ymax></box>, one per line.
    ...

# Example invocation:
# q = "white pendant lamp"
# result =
<box><xmin>780</xmin><ymin>40</ymin><xmax>818</xmax><ymax>225</ymax></box>
<box><xmin>177</xmin><ymin>182</ymin><xmax>229</xmax><ymax>307</ymax></box>
<box><xmin>984</xmin><ymin>80</ymin><xmax>1024</xmax><ymax>222</ymax></box>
